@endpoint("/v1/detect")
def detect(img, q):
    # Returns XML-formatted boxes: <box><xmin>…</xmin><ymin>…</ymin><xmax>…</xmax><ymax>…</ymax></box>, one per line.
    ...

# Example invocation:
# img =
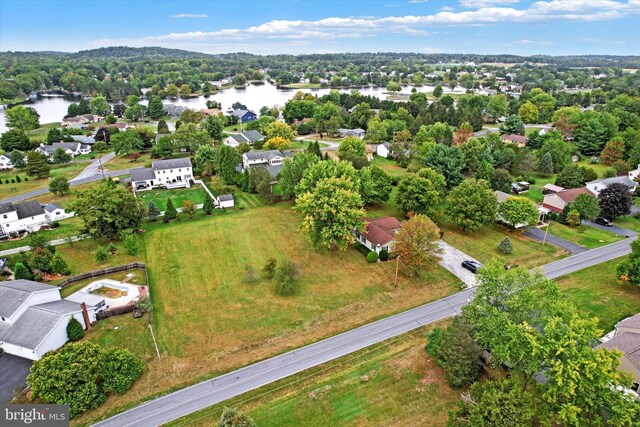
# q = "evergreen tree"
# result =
<box><xmin>148</xmin><ymin>201</ymin><xmax>161</xmax><ymax>220</ymax></box>
<box><xmin>25</xmin><ymin>151</ymin><xmax>50</xmax><ymax>179</ymax></box>
<box><xmin>13</xmin><ymin>262</ymin><xmax>31</xmax><ymax>280</ymax></box>
<box><xmin>498</xmin><ymin>237</ymin><xmax>513</xmax><ymax>254</ymax></box>
<box><xmin>66</xmin><ymin>317</ymin><xmax>84</xmax><ymax>341</ymax></box>
<box><xmin>539</xmin><ymin>151</ymin><xmax>554</xmax><ymax>174</ymax></box>
<box><xmin>147</xmin><ymin>96</ymin><xmax>165</xmax><ymax>119</ymax></box>
<box><xmin>203</xmin><ymin>195</ymin><xmax>215</xmax><ymax>215</ymax></box>
<box><xmin>157</xmin><ymin>119</ymin><xmax>169</xmax><ymax>134</ymax></box>
<box><xmin>164</xmin><ymin>198</ymin><xmax>178</xmax><ymax>221</ymax></box>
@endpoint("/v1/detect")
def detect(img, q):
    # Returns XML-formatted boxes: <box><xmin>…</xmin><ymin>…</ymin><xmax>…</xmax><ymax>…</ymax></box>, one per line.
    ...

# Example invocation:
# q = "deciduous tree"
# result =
<box><xmin>497</xmin><ymin>196</ymin><xmax>539</xmax><ymax>229</ymax></box>
<box><xmin>446</xmin><ymin>179</ymin><xmax>497</xmax><ymax>232</ymax></box>
<box><xmin>279</xmin><ymin>152</ymin><xmax>320</xmax><ymax>200</ymax></box>
<box><xmin>599</xmin><ymin>182</ymin><xmax>633</xmax><ymax>219</ymax></box>
<box><xmin>0</xmin><ymin>129</ymin><xmax>31</xmax><ymax>152</ymax></box>
<box><xmin>5</xmin><ymin>105</ymin><xmax>39</xmax><ymax>130</ymax></box>
<box><xmin>393</xmin><ymin>214</ymin><xmax>442</xmax><ymax>276</ymax></box>
<box><xmin>396</xmin><ymin>168</ymin><xmax>446</xmax><ymax>216</ymax></box>
<box><xmin>25</xmin><ymin>151</ymin><xmax>50</xmax><ymax>178</ymax></box>
<box><xmin>49</xmin><ymin>175</ymin><xmax>69</xmax><ymax>195</ymax></box>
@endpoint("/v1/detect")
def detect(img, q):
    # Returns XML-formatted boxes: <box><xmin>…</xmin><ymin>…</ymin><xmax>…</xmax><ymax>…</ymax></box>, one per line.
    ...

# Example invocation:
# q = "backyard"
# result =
<box><xmin>556</xmin><ymin>257</ymin><xmax>640</xmax><ymax>331</ymax></box>
<box><xmin>370</xmin><ymin>156</ymin><xmax>408</xmax><ymax>178</ymax></box>
<box><xmin>136</xmin><ymin>187</ymin><xmax>208</xmax><ymax>210</ymax></box>
<box><xmin>0</xmin><ymin>217</ymin><xmax>85</xmax><ymax>251</ymax></box>
<box><xmin>103</xmin><ymin>152</ymin><xmax>152</xmax><ymax>172</ymax></box>
<box><xmin>165</xmin><ymin>328</ymin><xmax>459</xmax><ymax>427</ymax></box>
<box><xmin>74</xmin><ymin>203</ymin><xmax>461</xmax><ymax>424</ymax></box>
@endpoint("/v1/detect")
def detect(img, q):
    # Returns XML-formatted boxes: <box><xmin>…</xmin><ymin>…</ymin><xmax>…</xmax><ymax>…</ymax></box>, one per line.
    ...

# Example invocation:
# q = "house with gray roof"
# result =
<box><xmin>586</xmin><ymin>176</ymin><xmax>637</xmax><ymax>197</ymax></box>
<box><xmin>338</xmin><ymin>128</ymin><xmax>366</xmax><ymax>139</ymax></box>
<box><xmin>36</xmin><ymin>142</ymin><xmax>91</xmax><ymax>161</ymax></box>
<box><xmin>70</xmin><ymin>135</ymin><xmax>96</xmax><ymax>145</ymax></box>
<box><xmin>223</xmin><ymin>130</ymin><xmax>265</xmax><ymax>148</ymax></box>
<box><xmin>241</xmin><ymin>150</ymin><xmax>294</xmax><ymax>178</ymax></box>
<box><xmin>130</xmin><ymin>158</ymin><xmax>193</xmax><ymax>191</ymax></box>
<box><xmin>0</xmin><ymin>200</ymin><xmax>50</xmax><ymax>237</ymax></box>
<box><xmin>0</xmin><ymin>280</ymin><xmax>95</xmax><ymax>360</ymax></box>
<box><xmin>231</xmin><ymin>109</ymin><xmax>257</xmax><ymax>123</ymax></box>
<box><xmin>597</xmin><ymin>312</ymin><xmax>640</xmax><ymax>393</ymax></box>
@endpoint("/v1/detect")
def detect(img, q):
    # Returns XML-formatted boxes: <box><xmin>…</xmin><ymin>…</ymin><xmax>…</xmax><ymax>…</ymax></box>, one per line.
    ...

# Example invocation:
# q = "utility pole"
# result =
<box><xmin>542</xmin><ymin>220</ymin><xmax>551</xmax><ymax>246</ymax></box>
<box><xmin>394</xmin><ymin>255</ymin><xmax>400</xmax><ymax>288</ymax></box>
<box><xmin>98</xmin><ymin>153</ymin><xmax>105</xmax><ymax>180</ymax></box>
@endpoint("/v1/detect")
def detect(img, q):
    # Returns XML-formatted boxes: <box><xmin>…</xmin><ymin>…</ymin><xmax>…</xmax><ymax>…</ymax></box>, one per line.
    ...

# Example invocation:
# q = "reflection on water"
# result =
<box><xmin>0</xmin><ymin>82</ymin><xmax>467</xmax><ymax>134</ymax></box>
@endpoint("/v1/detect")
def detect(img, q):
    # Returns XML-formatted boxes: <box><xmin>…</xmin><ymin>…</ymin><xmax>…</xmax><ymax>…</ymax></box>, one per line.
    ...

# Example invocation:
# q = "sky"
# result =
<box><xmin>1</xmin><ymin>0</ymin><xmax>639</xmax><ymax>55</ymax></box>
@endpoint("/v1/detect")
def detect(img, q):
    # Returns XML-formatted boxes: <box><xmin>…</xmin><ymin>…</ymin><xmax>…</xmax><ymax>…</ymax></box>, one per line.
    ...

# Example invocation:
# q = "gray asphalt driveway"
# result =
<box><xmin>523</xmin><ymin>227</ymin><xmax>588</xmax><ymax>254</ymax></box>
<box><xmin>437</xmin><ymin>241</ymin><xmax>479</xmax><ymax>287</ymax></box>
<box><xmin>0</xmin><ymin>354</ymin><xmax>32</xmax><ymax>403</ymax></box>
<box><xmin>582</xmin><ymin>220</ymin><xmax>637</xmax><ymax>238</ymax></box>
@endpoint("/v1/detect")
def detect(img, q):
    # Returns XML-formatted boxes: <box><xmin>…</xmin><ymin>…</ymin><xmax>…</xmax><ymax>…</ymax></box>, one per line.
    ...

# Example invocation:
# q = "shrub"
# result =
<box><xmin>13</xmin><ymin>262</ymin><xmax>31</xmax><ymax>280</ymax></box>
<box><xmin>50</xmin><ymin>221</ymin><xmax>60</xmax><ymax>229</ymax></box>
<box><xmin>498</xmin><ymin>237</ymin><xmax>513</xmax><ymax>254</ymax></box>
<box><xmin>273</xmin><ymin>259</ymin><xmax>300</xmax><ymax>295</ymax></box>
<box><xmin>121</xmin><ymin>230</ymin><xmax>138</xmax><ymax>256</ymax></box>
<box><xmin>604</xmin><ymin>169</ymin><xmax>617</xmax><ymax>178</ymax></box>
<box><xmin>367</xmin><ymin>251</ymin><xmax>379</xmax><ymax>263</ymax></box>
<box><xmin>66</xmin><ymin>317</ymin><xmax>84</xmax><ymax>341</ymax></box>
<box><xmin>164</xmin><ymin>198</ymin><xmax>177</xmax><ymax>221</ymax></box>
<box><xmin>51</xmin><ymin>254</ymin><xmax>70</xmax><ymax>275</ymax></box>
<box><xmin>108</xmin><ymin>242</ymin><xmax>117</xmax><ymax>254</ymax></box>
<box><xmin>577</xmin><ymin>224</ymin><xmax>586</xmax><ymax>233</ymax></box>
<box><xmin>100</xmin><ymin>348</ymin><xmax>145</xmax><ymax>395</ymax></box>
<box><xmin>15</xmin><ymin>175</ymin><xmax>21</xmax><ymax>183</ymax></box>
<box><xmin>426</xmin><ymin>327</ymin><xmax>444</xmax><ymax>357</ymax></box>
<box><xmin>263</xmin><ymin>257</ymin><xmax>277</xmax><ymax>279</ymax></box>
<box><xmin>94</xmin><ymin>246</ymin><xmax>108</xmax><ymax>262</ymax></box>
<box><xmin>379</xmin><ymin>249</ymin><xmax>390</xmax><ymax>261</ymax></box>
<box><xmin>135</xmin><ymin>297</ymin><xmax>152</xmax><ymax>314</ymax></box>
<box><xmin>244</xmin><ymin>265</ymin><xmax>257</xmax><ymax>284</ymax></box>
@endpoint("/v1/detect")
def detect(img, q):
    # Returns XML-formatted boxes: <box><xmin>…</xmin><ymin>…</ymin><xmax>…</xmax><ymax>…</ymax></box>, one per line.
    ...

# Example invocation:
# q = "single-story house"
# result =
<box><xmin>0</xmin><ymin>280</ymin><xmax>95</xmax><ymax>360</ymax></box>
<box><xmin>70</xmin><ymin>135</ymin><xmax>96</xmax><ymax>145</ymax></box>
<box><xmin>542</xmin><ymin>183</ymin><xmax>565</xmax><ymax>194</ymax></box>
<box><xmin>231</xmin><ymin>109</ymin><xmax>257</xmax><ymax>123</ymax></box>
<box><xmin>241</xmin><ymin>150</ymin><xmax>294</xmax><ymax>178</ymax></box>
<box><xmin>374</xmin><ymin>142</ymin><xmax>391</xmax><ymax>158</ymax></box>
<box><xmin>0</xmin><ymin>200</ymin><xmax>51</xmax><ymax>237</ymax></box>
<box><xmin>354</xmin><ymin>217</ymin><xmax>402</xmax><ymax>254</ymax></box>
<box><xmin>224</xmin><ymin>130</ymin><xmax>265</xmax><ymax>148</ymax></box>
<box><xmin>36</xmin><ymin>142</ymin><xmax>91</xmax><ymax>161</ymax></box>
<box><xmin>217</xmin><ymin>194</ymin><xmax>234</xmax><ymax>209</ymax></box>
<box><xmin>365</xmin><ymin>144</ymin><xmax>375</xmax><ymax>161</ymax></box>
<box><xmin>500</xmin><ymin>134</ymin><xmax>527</xmax><ymax>147</ymax></box>
<box><xmin>586</xmin><ymin>176</ymin><xmax>637</xmax><ymax>197</ymax></box>
<box><xmin>130</xmin><ymin>158</ymin><xmax>193</xmax><ymax>191</ymax></box>
<box><xmin>44</xmin><ymin>203</ymin><xmax>67</xmax><ymax>221</ymax></box>
<box><xmin>61</xmin><ymin>114</ymin><xmax>100</xmax><ymax>127</ymax></box>
<box><xmin>596</xmin><ymin>312</ymin><xmax>640</xmax><ymax>392</ymax></box>
<box><xmin>338</xmin><ymin>128</ymin><xmax>366</xmax><ymax>139</ymax></box>
<box><xmin>542</xmin><ymin>187</ymin><xmax>595</xmax><ymax>213</ymax></box>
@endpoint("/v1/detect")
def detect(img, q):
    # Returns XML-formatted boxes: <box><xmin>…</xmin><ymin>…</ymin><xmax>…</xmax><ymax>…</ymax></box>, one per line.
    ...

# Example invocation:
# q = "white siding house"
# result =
<box><xmin>586</xmin><ymin>176</ymin><xmax>637</xmax><ymax>197</ymax></box>
<box><xmin>217</xmin><ymin>194</ymin><xmax>235</xmax><ymax>209</ymax></box>
<box><xmin>0</xmin><ymin>280</ymin><xmax>95</xmax><ymax>360</ymax></box>
<box><xmin>353</xmin><ymin>217</ymin><xmax>402</xmax><ymax>254</ymax></box>
<box><xmin>0</xmin><ymin>200</ymin><xmax>50</xmax><ymax>237</ymax></box>
<box><xmin>36</xmin><ymin>142</ymin><xmax>91</xmax><ymax>161</ymax></box>
<box><xmin>130</xmin><ymin>158</ymin><xmax>193</xmax><ymax>191</ymax></box>
<box><xmin>0</xmin><ymin>154</ymin><xmax>15</xmax><ymax>169</ymax></box>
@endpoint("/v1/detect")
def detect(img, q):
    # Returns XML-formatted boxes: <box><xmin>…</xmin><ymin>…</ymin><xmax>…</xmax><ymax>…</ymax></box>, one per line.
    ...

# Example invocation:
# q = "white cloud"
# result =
<box><xmin>409</xmin><ymin>0</ymin><xmax>429</xmax><ymax>3</ymax></box>
<box><xmin>515</xmin><ymin>39</ymin><xmax>554</xmax><ymax>45</ymax></box>
<box><xmin>92</xmin><ymin>0</ymin><xmax>639</xmax><ymax>52</ymax></box>
<box><xmin>170</xmin><ymin>14</ymin><xmax>207</xmax><ymax>19</ymax></box>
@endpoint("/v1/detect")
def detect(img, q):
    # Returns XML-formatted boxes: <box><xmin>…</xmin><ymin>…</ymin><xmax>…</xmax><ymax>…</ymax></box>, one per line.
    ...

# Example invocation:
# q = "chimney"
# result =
<box><xmin>80</xmin><ymin>302</ymin><xmax>91</xmax><ymax>331</ymax></box>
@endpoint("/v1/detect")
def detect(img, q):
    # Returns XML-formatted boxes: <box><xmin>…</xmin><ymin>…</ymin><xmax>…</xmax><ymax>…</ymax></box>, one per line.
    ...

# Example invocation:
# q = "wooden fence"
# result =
<box><xmin>57</xmin><ymin>262</ymin><xmax>147</xmax><ymax>289</ymax></box>
<box><xmin>96</xmin><ymin>304</ymin><xmax>137</xmax><ymax>320</ymax></box>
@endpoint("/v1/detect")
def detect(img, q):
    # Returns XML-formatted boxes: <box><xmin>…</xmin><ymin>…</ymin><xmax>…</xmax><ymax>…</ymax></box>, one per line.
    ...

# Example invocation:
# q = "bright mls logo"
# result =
<box><xmin>2</xmin><ymin>405</ymin><xmax>69</xmax><ymax>427</ymax></box>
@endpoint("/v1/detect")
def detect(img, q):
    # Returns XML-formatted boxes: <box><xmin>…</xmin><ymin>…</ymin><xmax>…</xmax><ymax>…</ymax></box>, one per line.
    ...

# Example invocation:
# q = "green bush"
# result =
<box><xmin>13</xmin><ymin>262</ymin><xmax>31</xmax><ymax>280</ymax></box>
<box><xmin>66</xmin><ymin>317</ymin><xmax>84</xmax><ymax>341</ymax></box>
<box><xmin>379</xmin><ymin>249</ymin><xmax>390</xmax><ymax>261</ymax></box>
<box><xmin>498</xmin><ymin>237</ymin><xmax>513</xmax><ymax>254</ymax></box>
<box><xmin>263</xmin><ymin>257</ymin><xmax>277</xmax><ymax>279</ymax></box>
<box><xmin>367</xmin><ymin>251</ymin><xmax>379</xmax><ymax>263</ymax></box>
<box><xmin>51</xmin><ymin>254</ymin><xmax>70</xmax><ymax>275</ymax></box>
<box><xmin>94</xmin><ymin>246</ymin><xmax>108</xmax><ymax>262</ymax></box>
<box><xmin>108</xmin><ymin>242</ymin><xmax>117</xmax><ymax>254</ymax></box>
<box><xmin>274</xmin><ymin>259</ymin><xmax>300</xmax><ymax>295</ymax></box>
<box><xmin>101</xmin><ymin>348</ymin><xmax>145</xmax><ymax>395</ymax></box>
<box><xmin>122</xmin><ymin>230</ymin><xmax>138</xmax><ymax>256</ymax></box>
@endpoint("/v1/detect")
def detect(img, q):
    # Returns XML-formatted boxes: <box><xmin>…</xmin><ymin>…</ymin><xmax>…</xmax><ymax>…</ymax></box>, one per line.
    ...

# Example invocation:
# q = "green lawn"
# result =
<box><xmin>556</xmin><ymin>258</ymin><xmax>640</xmax><ymax>331</ymax></box>
<box><xmin>136</xmin><ymin>187</ymin><xmax>208</xmax><ymax>210</ymax></box>
<box><xmin>370</xmin><ymin>156</ymin><xmax>408</xmax><ymax>179</ymax></box>
<box><xmin>614</xmin><ymin>216</ymin><xmax>640</xmax><ymax>233</ymax></box>
<box><xmin>234</xmin><ymin>191</ymin><xmax>266</xmax><ymax>209</ymax></box>
<box><xmin>439</xmin><ymin>221</ymin><xmax>566</xmax><ymax>269</ymax></box>
<box><xmin>576</xmin><ymin>159</ymin><xmax>615</xmax><ymax>179</ymax></box>
<box><xmin>366</xmin><ymin>186</ymin><xmax>404</xmax><ymax>220</ymax></box>
<box><xmin>165</xmin><ymin>328</ymin><xmax>458</xmax><ymax>427</ymax></box>
<box><xmin>0</xmin><ymin>162</ymin><xmax>86</xmax><ymax>200</ymax></box>
<box><xmin>104</xmin><ymin>153</ymin><xmax>152</xmax><ymax>172</ymax></box>
<box><xmin>0</xmin><ymin>217</ymin><xmax>85</xmax><ymax>251</ymax></box>
<box><xmin>51</xmin><ymin>238</ymin><xmax>142</xmax><ymax>276</ymax></box>
<box><xmin>546</xmin><ymin>222</ymin><xmax>624</xmax><ymax>249</ymax></box>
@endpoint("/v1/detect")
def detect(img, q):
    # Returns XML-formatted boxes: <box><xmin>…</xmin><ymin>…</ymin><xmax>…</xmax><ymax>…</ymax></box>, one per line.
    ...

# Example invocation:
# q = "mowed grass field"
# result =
<box><xmin>556</xmin><ymin>257</ymin><xmax>640</xmax><ymax>331</ymax></box>
<box><xmin>0</xmin><ymin>162</ymin><xmax>86</xmax><ymax>200</ymax></box>
<box><xmin>166</xmin><ymin>328</ymin><xmax>458</xmax><ymax>427</ymax></box>
<box><xmin>546</xmin><ymin>222</ymin><xmax>624</xmax><ymax>249</ymax></box>
<box><xmin>136</xmin><ymin>187</ymin><xmax>208</xmax><ymax>210</ymax></box>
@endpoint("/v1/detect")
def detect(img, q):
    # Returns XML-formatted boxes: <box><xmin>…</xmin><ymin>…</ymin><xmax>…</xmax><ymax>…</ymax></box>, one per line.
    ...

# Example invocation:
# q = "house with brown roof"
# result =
<box><xmin>596</xmin><ymin>312</ymin><xmax>640</xmax><ymax>392</ymax></box>
<box><xmin>542</xmin><ymin>187</ymin><xmax>595</xmax><ymax>213</ymax></box>
<box><xmin>500</xmin><ymin>134</ymin><xmax>527</xmax><ymax>147</ymax></box>
<box><xmin>354</xmin><ymin>217</ymin><xmax>402</xmax><ymax>254</ymax></box>
<box><xmin>364</xmin><ymin>144</ymin><xmax>375</xmax><ymax>161</ymax></box>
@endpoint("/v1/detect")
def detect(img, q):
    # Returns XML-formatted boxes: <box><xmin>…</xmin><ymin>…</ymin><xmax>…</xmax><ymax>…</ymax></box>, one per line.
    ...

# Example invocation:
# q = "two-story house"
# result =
<box><xmin>241</xmin><ymin>150</ymin><xmax>294</xmax><ymax>178</ymax></box>
<box><xmin>231</xmin><ymin>109</ymin><xmax>257</xmax><ymax>123</ymax></box>
<box><xmin>0</xmin><ymin>280</ymin><xmax>95</xmax><ymax>360</ymax></box>
<box><xmin>130</xmin><ymin>158</ymin><xmax>193</xmax><ymax>191</ymax></box>
<box><xmin>0</xmin><ymin>200</ymin><xmax>51</xmax><ymax>237</ymax></box>
<box><xmin>224</xmin><ymin>130</ymin><xmax>265</xmax><ymax>148</ymax></box>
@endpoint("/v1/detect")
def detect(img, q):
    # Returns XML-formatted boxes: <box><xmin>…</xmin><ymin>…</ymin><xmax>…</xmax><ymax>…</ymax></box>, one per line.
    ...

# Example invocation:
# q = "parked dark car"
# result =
<box><xmin>462</xmin><ymin>260</ymin><xmax>483</xmax><ymax>274</ymax></box>
<box><xmin>593</xmin><ymin>217</ymin><xmax>613</xmax><ymax>227</ymax></box>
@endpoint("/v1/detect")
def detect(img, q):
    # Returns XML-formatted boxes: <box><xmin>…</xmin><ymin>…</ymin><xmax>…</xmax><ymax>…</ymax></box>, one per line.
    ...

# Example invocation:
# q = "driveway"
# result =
<box><xmin>0</xmin><ymin>354</ymin><xmax>32</xmax><ymax>403</ymax></box>
<box><xmin>437</xmin><ymin>241</ymin><xmax>479</xmax><ymax>287</ymax></box>
<box><xmin>71</xmin><ymin>152</ymin><xmax>116</xmax><ymax>181</ymax></box>
<box><xmin>582</xmin><ymin>220</ymin><xmax>637</xmax><ymax>238</ymax></box>
<box><xmin>523</xmin><ymin>227</ymin><xmax>588</xmax><ymax>254</ymax></box>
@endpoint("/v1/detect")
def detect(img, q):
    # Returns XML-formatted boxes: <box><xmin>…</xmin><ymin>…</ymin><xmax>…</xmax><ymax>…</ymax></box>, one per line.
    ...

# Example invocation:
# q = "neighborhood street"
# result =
<box><xmin>93</xmin><ymin>227</ymin><xmax>638</xmax><ymax>427</ymax></box>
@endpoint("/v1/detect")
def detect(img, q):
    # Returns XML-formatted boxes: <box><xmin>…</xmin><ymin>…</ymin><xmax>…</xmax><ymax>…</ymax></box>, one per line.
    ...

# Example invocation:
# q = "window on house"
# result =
<box><xmin>2</xmin><ymin>214</ymin><xmax>6</xmax><ymax>219</ymax></box>
<box><xmin>1</xmin><ymin>317</ymin><xmax>5</xmax><ymax>321</ymax></box>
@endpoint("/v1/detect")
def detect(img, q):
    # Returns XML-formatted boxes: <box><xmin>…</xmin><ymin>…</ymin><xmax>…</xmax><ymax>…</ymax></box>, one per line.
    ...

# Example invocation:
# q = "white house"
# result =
<box><xmin>44</xmin><ymin>203</ymin><xmax>68</xmax><ymax>221</ymax></box>
<box><xmin>0</xmin><ymin>280</ymin><xmax>95</xmax><ymax>360</ymax></box>
<box><xmin>217</xmin><ymin>194</ymin><xmax>235</xmax><ymax>209</ymax></box>
<box><xmin>241</xmin><ymin>150</ymin><xmax>294</xmax><ymax>178</ymax></box>
<box><xmin>338</xmin><ymin>128</ymin><xmax>366</xmax><ymax>139</ymax></box>
<box><xmin>586</xmin><ymin>176</ymin><xmax>637</xmax><ymax>197</ymax></box>
<box><xmin>0</xmin><ymin>200</ymin><xmax>50</xmax><ymax>237</ymax></box>
<box><xmin>130</xmin><ymin>158</ymin><xmax>193</xmax><ymax>191</ymax></box>
<box><xmin>628</xmin><ymin>164</ymin><xmax>640</xmax><ymax>181</ymax></box>
<box><xmin>0</xmin><ymin>154</ymin><xmax>15</xmax><ymax>169</ymax></box>
<box><xmin>36</xmin><ymin>142</ymin><xmax>91</xmax><ymax>161</ymax></box>
<box><xmin>353</xmin><ymin>217</ymin><xmax>402</xmax><ymax>254</ymax></box>
<box><xmin>224</xmin><ymin>130</ymin><xmax>264</xmax><ymax>148</ymax></box>
<box><xmin>373</xmin><ymin>142</ymin><xmax>391</xmax><ymax>158</ymax></box>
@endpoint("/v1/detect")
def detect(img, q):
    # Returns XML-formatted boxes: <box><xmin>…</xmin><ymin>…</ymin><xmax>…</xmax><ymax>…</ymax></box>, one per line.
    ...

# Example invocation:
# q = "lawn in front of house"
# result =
<box><xmin>546</xmin><ymin>222</ymin><xmax>624</xmax><ymax>249</ymax></box>
<box><xmin>164</xmin><ymin>328</ymin><xmax>458</xmax><ymax>427</ymax></box>
<box><xmin>439</xmin><ymin>221</ymin><xmax>566</xmax><ymax>269</ymax></box>
<box><xmin>0</xmin><ymin>162</ymin><xmax>86</xmax><ymax>200</ymax></box>
<box><xmin>103</xmin><ymin>153</ymin><xmax>152</xmax><ymax>172</ymax></box>
<box><xmin>136</xmin><ymin>186</ymin><xmax>208</xmax><ymax>210</ymax></box>
<box><xmin>615</xmin><ymin>216</ymin><xmax>640</xmax><ymax>233</ymax></box>
<box><xmin>74</xmin><ymin>204</ymin><xmax>460</xmax><ymax>424</ymax></box>
<box><xmin>556</xmin><ymin>257</ymin><xmax>640</xmax><ymax>331</ymax></box>
<box><xmin>576</xmin><ymin>159</ymin><xmax>615</xmax><ymax>179</ymax></box>
<box><xmin>370</xmin><ymin>156</ymin><xmax>407</xmax><ymax>178</ymax></box>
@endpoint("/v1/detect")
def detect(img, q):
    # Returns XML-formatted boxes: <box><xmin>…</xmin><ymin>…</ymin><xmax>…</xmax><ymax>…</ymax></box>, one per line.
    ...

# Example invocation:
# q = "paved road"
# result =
<box><xmin>72</xmin><ymin>152</ymin><xmax>116</xmax><ymax>181</ymax></box>
<box><xmin>93</xmin><ymin>289</ymin><xmax>473</xmax><ymax>427</ymax></box>
<box><xmin>437</xmin><ymin>241</ymin><xmax>479</xmax><ymax>287</ymax></box>
<box><xmin>93</xmin><ymin>223</ymin><xmax>638</xmax><ymax>427</ymax></box>
<box><xmin>523</xmin><ymin>227</ymin><xmax>588</xmax><ymax>254</ymax></box>
<box><xmin>0</xmin><ymin>168</ymin><xmax>137</xmax><ymax>204</ymax></box>
<box><xmin>582</xmin><ymin>220</ymin><xmax>638</xmax><ymax>238</ymax></box>
<box><xmin>540</xmin><ymin>237</ymin><xmax>635</xmax><ymax>279</ymax></box>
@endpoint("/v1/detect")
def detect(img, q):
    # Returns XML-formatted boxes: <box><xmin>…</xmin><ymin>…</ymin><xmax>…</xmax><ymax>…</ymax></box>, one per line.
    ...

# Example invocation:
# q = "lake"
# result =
<box><xmin>0</xmin><ymin>82</ymin><xmax>467</xmax><ymax>134</ymax></box>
